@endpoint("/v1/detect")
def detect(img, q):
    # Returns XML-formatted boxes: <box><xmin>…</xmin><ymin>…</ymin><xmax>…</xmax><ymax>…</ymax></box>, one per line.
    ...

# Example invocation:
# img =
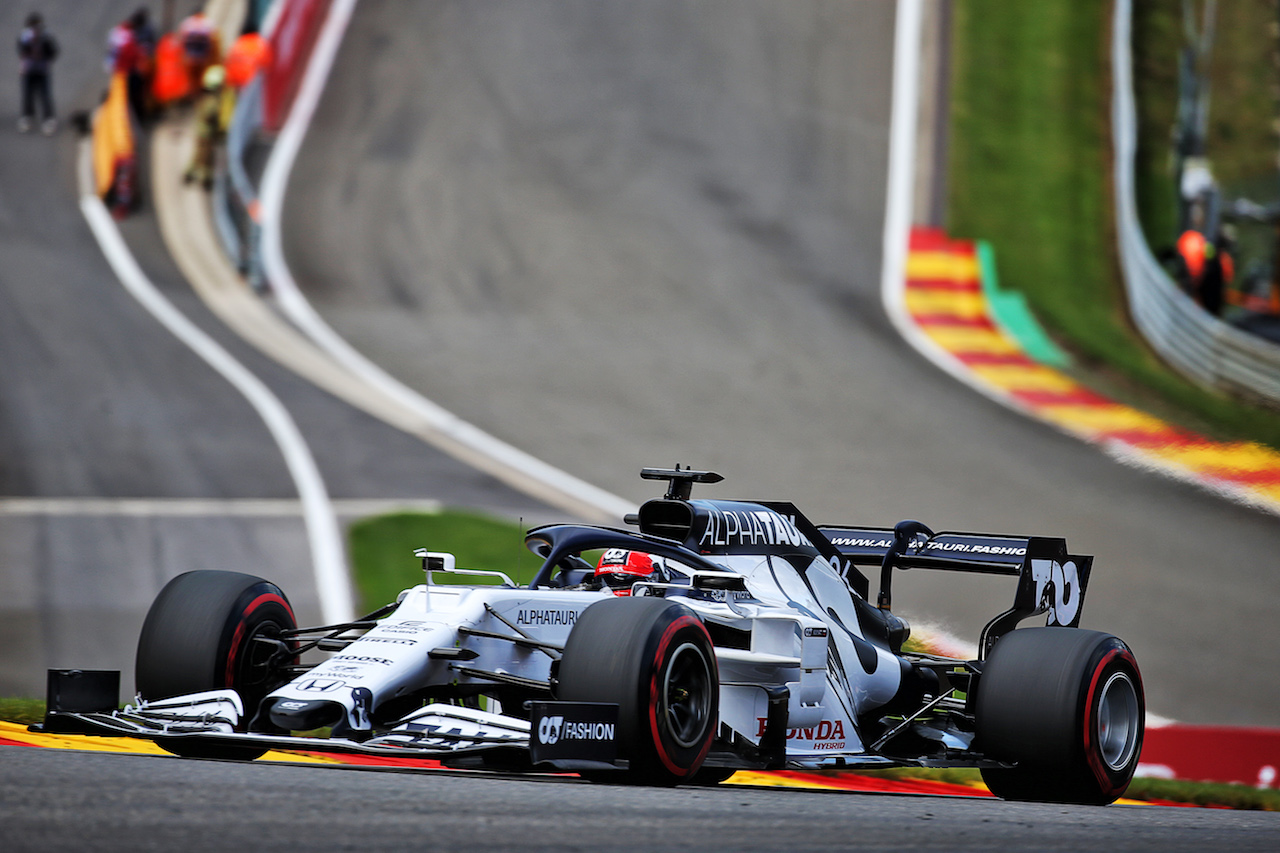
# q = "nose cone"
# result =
<box><xmin>267</xmin><ymin>698</ymin><xmax>346</xmax><ymax>732</ymax></box>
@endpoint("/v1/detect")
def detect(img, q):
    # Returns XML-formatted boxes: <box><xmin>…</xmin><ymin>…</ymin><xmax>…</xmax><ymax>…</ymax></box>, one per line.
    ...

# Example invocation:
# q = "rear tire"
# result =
<box><xmin>136</xmin><ymin>570</ymin><xmax>298</xmax><ymax>760</ymax></box>
<box><xmin>975</xmin><ymin>627</ymin><xmax>1144</xmax><ymax>804</ymax></box>
<box><xmin>558</xmin><ymin>597</ymin><xmax>718</xmax><ymax>785</ymax></box>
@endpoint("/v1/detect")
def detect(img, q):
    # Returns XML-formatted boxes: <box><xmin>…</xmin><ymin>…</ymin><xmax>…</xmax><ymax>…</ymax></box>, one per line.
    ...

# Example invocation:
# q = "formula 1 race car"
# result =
<box><xmin>39</xmin><ymin>467</ymin><xmax>1145</xmax><ymax>805</ymax></box>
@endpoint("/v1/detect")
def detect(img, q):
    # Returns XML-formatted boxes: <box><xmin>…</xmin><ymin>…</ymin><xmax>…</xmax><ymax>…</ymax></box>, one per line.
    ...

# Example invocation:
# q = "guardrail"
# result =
<box><xmin>213</xmin><ymin>75</ymin><xmax>265</xmax><ymax>289</ymax></box>
<box><xmin>1113</xmin><ymin>0</ymin><xmax>1280</xmax><ymax>410</ymax></box>
<box><xmin>215</xmin><ymin>0</ymin><xmax>317</xmax><ymax>293</ymax></box>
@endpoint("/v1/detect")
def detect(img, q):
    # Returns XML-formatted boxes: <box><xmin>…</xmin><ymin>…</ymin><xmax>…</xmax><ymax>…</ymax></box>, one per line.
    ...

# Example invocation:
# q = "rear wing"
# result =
<box><xmin>818</xmin><ymin>522</ymin><xmax>1094</xmax><ymax>658</ymax></box>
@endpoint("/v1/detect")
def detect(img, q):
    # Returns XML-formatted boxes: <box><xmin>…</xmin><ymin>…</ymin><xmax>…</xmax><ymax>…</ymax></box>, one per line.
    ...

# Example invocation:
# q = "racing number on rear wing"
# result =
<box><xmin>1016</xmin><ymin>538</ymin><xmax>1092</xmax><ymax>628</ymax></box>
<box><xmin>975</xmin><ymin>537</ymin><xmax>1095</xmax><ymax>657</ymax></box>
<box><xmin>1030</xmin><ymin>558</ymin><xmax>1082</xmax><ymax>625</ymax></box>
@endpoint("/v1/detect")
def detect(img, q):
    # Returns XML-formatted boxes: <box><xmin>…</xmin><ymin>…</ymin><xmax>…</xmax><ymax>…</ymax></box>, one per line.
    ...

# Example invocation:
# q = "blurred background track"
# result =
<box><xmin>0</xmin><ymin>0</ymin><xmax>558</xmax><ymax>700</ymax></box>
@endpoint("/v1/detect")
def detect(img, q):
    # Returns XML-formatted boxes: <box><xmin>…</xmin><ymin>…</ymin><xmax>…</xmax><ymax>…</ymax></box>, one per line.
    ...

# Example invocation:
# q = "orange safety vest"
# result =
<box><xmin>151</xmin><ymin>33</ymin><xmax>191</xmax><ymax>104</ymax></box>
<box><xmin>224</xmin><ymin>32</ymin><xmax>273</xmax><ymax>89</ymax></box>
<box><xmin>1176</xmin><ymin>230</ymin><xmax>1207</xmax><ymax>282</ymax></box>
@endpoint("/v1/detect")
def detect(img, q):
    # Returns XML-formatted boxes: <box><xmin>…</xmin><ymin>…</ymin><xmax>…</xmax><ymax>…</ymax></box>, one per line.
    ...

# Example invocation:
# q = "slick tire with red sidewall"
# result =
<box><xmin>135</xmin><ymin>570</ymin><xmax>298</xmax><ymax>759</ymax></box>
<box><xmin>558</xmin><ymin>596</ymin><xmax>718</xmax><ymax>785</ymax></box>
<box><xmin>975</xmin><ymin>627</ymin><xmax>1144</xmax><ymax>805</ymax></box>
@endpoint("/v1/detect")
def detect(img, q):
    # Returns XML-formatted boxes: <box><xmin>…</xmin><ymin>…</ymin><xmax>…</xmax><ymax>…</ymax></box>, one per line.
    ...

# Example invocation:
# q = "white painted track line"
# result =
<box><xmin>76</xmin><ymin>140</ymin><xmax>356</xmax><ymax>624</ymax></box>
<box><xmin>880</xmin><ymin>0</ymin><xmax>995</xmax><ymax>400</ymax></box>
<box><xmin>881</xmin><ymin>0</ymin><xmax>923</xmax><ymax>331</ymax></box>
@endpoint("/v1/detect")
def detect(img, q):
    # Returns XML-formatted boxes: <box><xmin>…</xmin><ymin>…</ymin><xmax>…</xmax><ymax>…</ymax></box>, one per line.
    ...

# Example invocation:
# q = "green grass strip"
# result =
<box><xmin>0</xmin><ymin>698</ymin><xmax>46</xmax><ymax>726</ymax></box>
<box><xmin>348</xmin><ymin>508</ymin><xmax>533</xmax><ymax>614</ymax></box>
<box><xmin>949</xmin><ymin>0</ymin><xmax>1280</xmax><ymax>450</ymax></box>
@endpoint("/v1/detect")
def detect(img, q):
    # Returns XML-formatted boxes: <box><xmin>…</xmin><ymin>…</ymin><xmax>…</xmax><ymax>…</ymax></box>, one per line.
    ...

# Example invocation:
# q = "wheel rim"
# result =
<box><xmin>661</xmin><ymin>642</ymin><xmax>713</xmax><ymax>749</ymax></box>
<box><xmin>1096</xmin><ymin>670</ymin><xmax>1140</xmax><ymax>771</ymax></box>
<box><xmin>231</xmin><ymin>618</ymin><xmax>294</xmax><ymax>716</ymax></box>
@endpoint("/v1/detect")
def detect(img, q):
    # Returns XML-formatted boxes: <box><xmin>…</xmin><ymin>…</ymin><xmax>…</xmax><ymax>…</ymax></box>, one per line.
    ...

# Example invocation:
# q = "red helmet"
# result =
<box><xmin>595</xmin><ymin>549</ymin><xmax>661</xmax><ymax>595</ymax></box>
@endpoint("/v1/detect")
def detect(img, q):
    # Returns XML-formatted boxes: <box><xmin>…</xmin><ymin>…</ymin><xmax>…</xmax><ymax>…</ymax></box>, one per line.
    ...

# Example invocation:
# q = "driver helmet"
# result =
<box><xmin>595</xmin><ymin>549</ymin><xmax>663</xmax><ymax>596</ymax></box>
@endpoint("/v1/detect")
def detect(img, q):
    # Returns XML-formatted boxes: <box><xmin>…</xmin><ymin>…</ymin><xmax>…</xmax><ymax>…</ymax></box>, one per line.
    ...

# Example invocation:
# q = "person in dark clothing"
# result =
<box><xmin>107</xmin><ymin>8</ymin><xmax>157</xmax><ymax>122</ymax></box>
<box><xmin>16</xmin><ymin>12</ymin><xmax>58</xmax><ymax>134</ymax></box>
<box><xmin>1199</xmin><ymin>245</ymin><xmax>1225</xmax><ymax>317</ymax></box>
<box><xmin>1198</xmin><ymin>227</ymin><xmax>1235</xmax><ymax>318</ymax></box>
<box><xmin>129</xmin><ymin>7</ymin><xmax>156</xmax><ymax>57</ymax></box>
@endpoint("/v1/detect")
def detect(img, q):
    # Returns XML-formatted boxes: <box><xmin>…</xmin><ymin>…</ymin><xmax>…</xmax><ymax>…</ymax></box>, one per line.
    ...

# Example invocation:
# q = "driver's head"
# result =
<box><xmin>594</xmin><ymin>549</ymin><xmax>662</xmax><ymax>596</ymax></box>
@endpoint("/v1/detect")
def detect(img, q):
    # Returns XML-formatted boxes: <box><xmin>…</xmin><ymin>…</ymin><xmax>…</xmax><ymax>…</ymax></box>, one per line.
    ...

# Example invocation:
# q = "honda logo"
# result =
<box><xmin>296</xmin><ymin>679</ymin><xmax>345</xmax><ymax>693</ymax></box>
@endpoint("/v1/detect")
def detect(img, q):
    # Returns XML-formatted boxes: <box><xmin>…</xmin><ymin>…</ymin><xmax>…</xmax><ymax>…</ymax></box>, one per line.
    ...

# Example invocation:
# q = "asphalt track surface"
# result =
<box><xmin>2</xmin><ymin>746</ymin><xmax>1278</xmax><ymax>852</ymax></box>
<box><xmin>0</xmin><ymin>0</ymin><xmax>558</xmax><ymax>700</ymax></box>
<box><xmin>283</xmin><ymin>0</ymin><xmax>1280</xmax><ymax>726</ymax></box>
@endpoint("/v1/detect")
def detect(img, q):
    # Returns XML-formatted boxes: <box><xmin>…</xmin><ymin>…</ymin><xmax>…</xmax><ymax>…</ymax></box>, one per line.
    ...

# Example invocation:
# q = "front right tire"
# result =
<box><xmin>975</xmin><ymin>627</ymin><xmax>1144</xmax><ymax>804</ymax></box>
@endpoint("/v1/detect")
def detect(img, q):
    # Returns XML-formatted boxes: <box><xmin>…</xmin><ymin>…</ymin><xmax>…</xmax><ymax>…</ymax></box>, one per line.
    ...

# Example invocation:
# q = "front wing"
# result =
<box><xmin>37</xmin><ymin>688</ymin><xmax>532</xmax><ymax>762</ymax></box>
<box><xmin>36</xmin><ymin>684</ymin><xmax>958</xmax><ymax>773</ymax></box>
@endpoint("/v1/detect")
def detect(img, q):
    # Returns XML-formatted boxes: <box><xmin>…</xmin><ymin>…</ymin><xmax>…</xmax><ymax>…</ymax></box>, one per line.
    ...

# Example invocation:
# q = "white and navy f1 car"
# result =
<box><xmin>39</xmin><ymin>467</ymin><xmax>1144</xmax><ymax>805</ymax></box>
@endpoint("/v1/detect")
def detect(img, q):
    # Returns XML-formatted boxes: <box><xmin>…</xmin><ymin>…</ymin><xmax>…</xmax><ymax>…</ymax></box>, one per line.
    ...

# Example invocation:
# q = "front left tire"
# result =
<box><xmin>136</xmin><ymin>570</ymin><xmax>298</xmax><ymax>760</ymax></box>
<box><xmin>557</xmin><ymin>596</ymin><xmax>719</xmax><ymax>785</ymax></box>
